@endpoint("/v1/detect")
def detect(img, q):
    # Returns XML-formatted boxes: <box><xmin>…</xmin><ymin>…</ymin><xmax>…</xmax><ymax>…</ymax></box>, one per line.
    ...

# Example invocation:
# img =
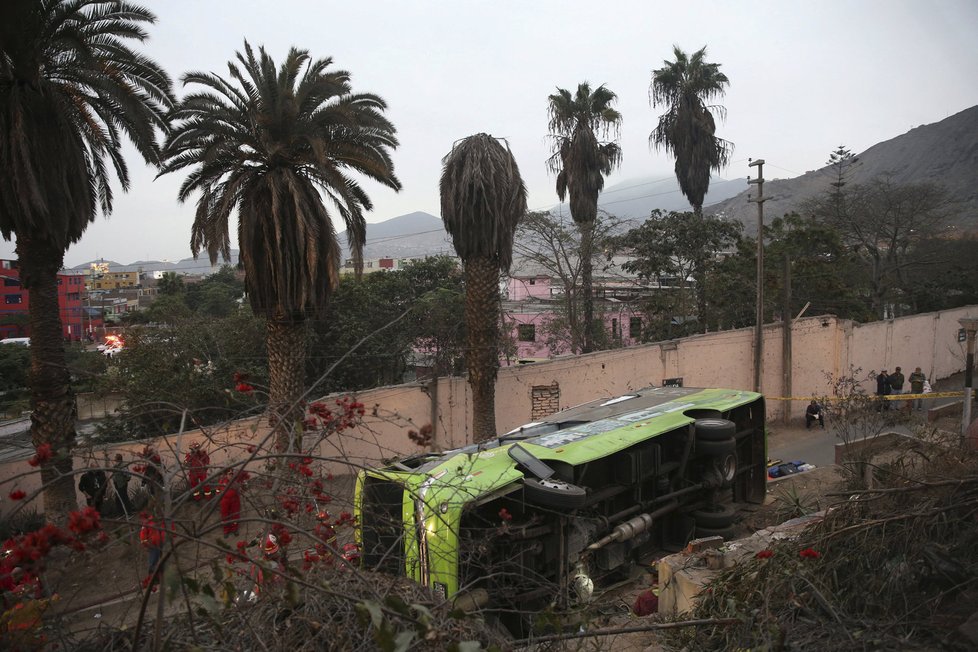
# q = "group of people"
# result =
<box><xmin>876</xmin><ymin>366</ymin><xmax>930</xmax><ymax>411</ymax></box>
<box><xmin>78</xmin><ymin>442</ymin><xmax>251</xmax><ymax>583</ymax></box>
<box><xmin>77</xmin><ymin>449</ymin><xmax>163</xmax><ymax>517</ymax></box>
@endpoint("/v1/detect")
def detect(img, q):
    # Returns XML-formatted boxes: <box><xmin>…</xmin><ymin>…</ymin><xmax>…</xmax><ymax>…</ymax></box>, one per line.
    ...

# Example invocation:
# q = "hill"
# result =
<box><xmin>709</xmin><ymin>105</ymin><xmax>978</xmax><ymax>233</ymax></box>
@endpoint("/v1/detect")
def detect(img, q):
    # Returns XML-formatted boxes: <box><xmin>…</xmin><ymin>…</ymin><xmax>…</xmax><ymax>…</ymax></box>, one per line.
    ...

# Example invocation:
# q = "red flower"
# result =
<box><xmin>755</xmin><ymin>549</ymin><xmax>774</xmax><ymax>559</ymax></box>
<box><xmin>27</xmin><ymin>443</ymin><xmax>54</xmax><ymax>467</ymax></box>
<box><xmin>235</xmin><ymin>382</ymin><xmax>254</xmax><ymax>394</ymax></box>
<box><xmin>9</xmin><ymin>490</ymin><xmax>26</xmax><ymax>501</ymax></box>
<box><xmin>68</xmin><ymin>507</ymin><xmax>101</xmax><ymax>535</ymax></box>
<box><xmin>799</xmin><ymin>547</ymin><xmax>821</xmax><ymax>560</ymax></box>
<box><xmin>498</xmin><ymin>508</ymin><xmax>513</xmax><ymax>522</ymax></box>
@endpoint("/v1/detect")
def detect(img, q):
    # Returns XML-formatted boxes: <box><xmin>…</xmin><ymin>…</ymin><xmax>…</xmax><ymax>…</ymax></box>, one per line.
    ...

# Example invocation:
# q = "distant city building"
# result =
<box><xmin>85</xmin><ymin>262</ymin><xmax>142</xmax><ymax>291</ymax></box>
<box><xmin>340</xmin><ymin>257</ymin><xmax>426</xmax><ymax>274</ymax></box>
<box><xmin>0</xmin><ymin>259</ymin><xmax>98</xmax><ymax>341</ymax></box>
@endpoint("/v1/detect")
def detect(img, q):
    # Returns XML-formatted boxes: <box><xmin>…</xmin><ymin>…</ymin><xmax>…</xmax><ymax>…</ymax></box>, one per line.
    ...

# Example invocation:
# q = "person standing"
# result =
<box><xmin>889</xmin><ymin>367</ymin><xmax>906</xmax><ymax>411</ymax></box>
<box><xmin>79</xmin><ymin>463</ymin><xmax>107</xmax><ymax>512</ymax></box>
<box><xmin>876</xmin><ymin>370</ymin><xmax>891</xmax><ymax>411</ymax></box>
<box><xmin>219</xmin><ymin>469</ymin><xmax>242</xmax><ymax>537</ymax></box>
<box><xmin>888</xmin><ymin>367</ymin><xmax>905</xmax><ymax>395</ymax></box>
<box><xmin>111</xmin><ymin>453</ymin><xmax>134</xmax><ymax>516</ymax></box>
<box><xmin>139</xmin><ymin>514</ymin><xmax>173</xmax><ymax>583</ymax></box>
<box><xmin>909</xmin><ymin>367</ymin><xmax>927</xmax><ymax>411</ymax></box>
<box><xmin>185</xmin><ymin>441</ymin><xmax>210</xmax><ymax>501</ymax></box>
<box><xmin>141</xmin><ymin>446</ymin><xmax>164</xmax><ymax>507</ymax></box>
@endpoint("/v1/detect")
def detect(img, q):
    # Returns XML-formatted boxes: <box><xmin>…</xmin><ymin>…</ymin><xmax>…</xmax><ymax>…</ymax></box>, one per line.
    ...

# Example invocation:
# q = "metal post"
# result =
<box><xmin>960</xmin><ymin>318</ymin><xmax>978</xmax><ymax>445</ymax></box>
<box><xmin>782</xmin><ymin>255</ymin><xmax>791</xmax><ymax>425</ymax></box>
<box><xmin>748</xmin><ymin>159</ymin><xmax>768</xmax><ymax>393</ymax></box>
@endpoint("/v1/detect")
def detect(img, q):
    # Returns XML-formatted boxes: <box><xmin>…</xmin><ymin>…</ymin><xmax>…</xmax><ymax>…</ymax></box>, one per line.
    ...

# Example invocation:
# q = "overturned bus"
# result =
<box><xmin>354</xmin><ymin>386</ymin><xmax>766</xmax><ymax>625</ymax></box>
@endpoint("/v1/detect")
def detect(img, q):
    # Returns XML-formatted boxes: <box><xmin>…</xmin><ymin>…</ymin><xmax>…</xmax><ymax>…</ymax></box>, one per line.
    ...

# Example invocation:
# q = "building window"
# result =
<box><xmin>5</xmin><ymin>294</ymin><xmax>23</xmax><ymax>304</ymax></box>
<box><xmin>528</xmin><ymin>279</ymin><xmax>535</xmax><ymax>285</ymax></box>
<box><xmin>67</xmin><ymin>292</ymin><xmax>80</xmax><ymax>301</ymax></box>
<box><xmin>518</xmin><ymin>324</ymin><xmax>536</xmax><ymax>342</ymax></box>
<box><xmin>629</xmin><ymin>317</ymin><xmax>642</xmax><ymax>339</ymax></box>
<box><xmin>612</xmin><ymin>318</ymin><xmax>620</xmax><ymax>339</ymax></box>
<box><xmin>3</xmin><ymin>278</ymin><xmax>19</xmax><ymax>287</ymax></box>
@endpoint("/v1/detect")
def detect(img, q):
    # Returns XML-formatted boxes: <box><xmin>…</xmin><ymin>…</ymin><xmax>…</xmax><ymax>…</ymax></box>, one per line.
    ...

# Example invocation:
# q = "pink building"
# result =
<box><xmin>502</xmin><ymin>257</ymin><xmax>650</xmax><ymax>361</ymax></box>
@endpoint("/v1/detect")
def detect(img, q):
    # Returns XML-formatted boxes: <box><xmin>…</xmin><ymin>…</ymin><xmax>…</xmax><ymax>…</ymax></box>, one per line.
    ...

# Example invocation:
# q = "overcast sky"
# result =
<box><xmin>3</xmin><ymin>0</ymin><xmax>977</xmax><ymax>268</ymax></box>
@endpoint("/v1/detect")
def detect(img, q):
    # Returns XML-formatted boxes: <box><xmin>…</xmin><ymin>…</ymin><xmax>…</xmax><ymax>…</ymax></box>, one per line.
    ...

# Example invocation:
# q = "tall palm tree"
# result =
<box><xmin>440</xmin><ymin>134</ymin><xmax>526</xmax><ymax>442</ymax></box>
<box><xmin>547</xmin><ymin>83</ymin><xmax>622</xmax><ymax>353</ymax></box>
<box><xmin>0</xmin><ymin>0</ymin><xmax>173</xmax><ymax>519</ymax></box>
<box><xmin>650</xmin><ymin>46</ymin><xmax>732</xmax><ymax>215</ymax></box>
<box><xmin>161</xmin><ymin>43</ymin><xmax>400</xmax><ymax>450</ymax></box>
<box><xmin>157</xmin><ymin>271</ymin><xmax>184</xmax><ymax>295</ymax></box>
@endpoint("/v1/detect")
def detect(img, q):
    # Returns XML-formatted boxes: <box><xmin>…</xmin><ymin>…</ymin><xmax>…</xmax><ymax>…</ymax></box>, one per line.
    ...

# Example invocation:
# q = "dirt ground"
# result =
<box><xmin>34</xmin><ymin>473</ymin><xmax>360</xmax><ymax>642</ymax></box>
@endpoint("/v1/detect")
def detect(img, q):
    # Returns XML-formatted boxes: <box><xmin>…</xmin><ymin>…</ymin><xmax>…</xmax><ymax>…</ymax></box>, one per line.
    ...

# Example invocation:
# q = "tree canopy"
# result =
<box><xmin>649</xmin><ymin>46</ymin><xmax>731</xmax><ymax>214</ymax></box>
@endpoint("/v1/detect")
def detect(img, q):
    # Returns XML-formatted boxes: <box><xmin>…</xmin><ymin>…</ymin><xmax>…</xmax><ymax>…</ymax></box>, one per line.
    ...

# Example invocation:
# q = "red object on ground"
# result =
<box><xmin>633</xmin><ymin>589</ymin><xmax>659</xmax><ymax>616</ymax></box>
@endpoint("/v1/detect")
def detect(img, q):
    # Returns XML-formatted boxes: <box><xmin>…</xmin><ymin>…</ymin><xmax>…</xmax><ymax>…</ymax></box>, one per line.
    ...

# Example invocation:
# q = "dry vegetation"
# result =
<box><xmin>669</xmin><ymin>427</ymin><xmax>978</xmax><ymax>651</ymax></box>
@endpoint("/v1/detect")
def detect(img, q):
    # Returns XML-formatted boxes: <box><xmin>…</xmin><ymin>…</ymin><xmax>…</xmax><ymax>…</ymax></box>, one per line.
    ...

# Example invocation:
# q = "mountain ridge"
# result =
<box><xmin>708</xmin><ymin>105</ymin><xmax>978</xmax><ymax>233</ymax></box>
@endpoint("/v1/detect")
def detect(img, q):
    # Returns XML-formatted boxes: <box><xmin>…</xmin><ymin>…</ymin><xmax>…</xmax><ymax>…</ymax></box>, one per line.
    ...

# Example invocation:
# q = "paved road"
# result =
<box><xmin>766</xmin><ymin>372</ymin><xmax>967</xmax><ymax>470</ymax></box>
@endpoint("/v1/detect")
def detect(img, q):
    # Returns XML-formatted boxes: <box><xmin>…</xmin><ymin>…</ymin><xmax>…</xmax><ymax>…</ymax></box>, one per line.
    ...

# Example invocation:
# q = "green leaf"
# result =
<box><xmin>163</xmin><ymin>566</ymin><xmax>180</xmax><ymax>602</ymax></box>
<box><xmin>384</xmin><ymin>594</ymin><xmax>409</xmax><ymax>616</ymax></box>
<box><xmin>452</xmin><ymin>641</ymin><xmax>483</xmax><ymax>652</ymax></box>
<box><xmin>393</xmin><ymin>630</ymin><xmax>416</xmax><ymax>652</ymax></box>
<box><xmin>357</xmin><ymin>600</ymin><xmax>384</xmax><ymax>629</ymax></box>
<box><xmin>199</xmin><ymin>592</ymin><xmax>219</xmax><ymax>615</ymax></box>
<box><xmin>285</xmin><ymin>580</ymin><xmax>301</xmax><ymax>607</ymax></box>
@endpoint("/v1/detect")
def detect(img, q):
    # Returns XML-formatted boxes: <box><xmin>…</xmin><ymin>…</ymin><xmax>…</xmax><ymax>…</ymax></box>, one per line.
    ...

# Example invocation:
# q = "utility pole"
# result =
<box><xmin>960</xmin><ymin>318</ymin><xmax>978</xmax><ymax>446</ymax></box>
<box><xmin>748</xmin><ymin>159</ymin><xmax>768</xmax><ymax>394</ymax></box>
<box><xmin>782</xmin><ymin>255</ymin><xmax>792</xmax><ymax>425</ymax></box>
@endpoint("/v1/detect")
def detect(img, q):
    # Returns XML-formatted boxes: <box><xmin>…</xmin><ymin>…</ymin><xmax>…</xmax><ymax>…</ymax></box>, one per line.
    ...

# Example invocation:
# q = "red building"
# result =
<box><xmin>0</xmin><ymin>259</ymin><xmax>96</xmax><ymax>341</ymax></box>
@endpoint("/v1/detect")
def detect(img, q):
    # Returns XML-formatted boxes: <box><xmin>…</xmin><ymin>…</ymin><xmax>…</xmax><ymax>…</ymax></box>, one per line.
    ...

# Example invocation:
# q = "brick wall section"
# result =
<box><xmin>531</xmin><ymin>382</ymin><xmax>560</xmax><ymax>420</ymax></box>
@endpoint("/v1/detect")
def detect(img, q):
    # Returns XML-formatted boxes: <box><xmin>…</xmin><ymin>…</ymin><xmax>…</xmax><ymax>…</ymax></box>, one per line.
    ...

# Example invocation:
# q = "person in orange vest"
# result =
<box><xmin>218</xmin><ymin>469</ymin><xmax>244</xmax><ymax>537</ymax></box>
<box><xmin>240</xmin><ymin>534</ymin><xmax>281</xmax><ymax>601</ymax></box>
<box><xmin>185</xmin><ymin>441</ymin><xmax>210</xmax><ymax>501</ymax></box>
<box><xmin>139</xmin><ymin>514</ymin><xmax>169</xmax><ymax>577</ymax></box>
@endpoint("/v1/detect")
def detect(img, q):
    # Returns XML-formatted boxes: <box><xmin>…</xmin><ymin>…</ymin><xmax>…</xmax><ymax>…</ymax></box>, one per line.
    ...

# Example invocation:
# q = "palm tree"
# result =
<box><xmin>440</xmin><ymin>134</ymin><xmax>526</xmax><ymax>442</ymax></box>
<box><xmin>161</xmin><ymin>43</ymin><xmax>400</xmax><ymax>450</ymax></box>
<box><xmin>650</xmin><ymin>46</ymin><xmax>732</xmax><ymax>215</ymax></box>
<box><xmin>0</xmin><ymin>0</ymin><xmax>173</xmax><ymax>519</ymax></box>
<box><xmin>547</xmin><ymin>83</ymin><xmax>622</xmax><ymax>353</ymax></box>
<box><xmin>157</xmin><ymin>271</ymin><xmax>184</xmax><ymax>295</ymax></box>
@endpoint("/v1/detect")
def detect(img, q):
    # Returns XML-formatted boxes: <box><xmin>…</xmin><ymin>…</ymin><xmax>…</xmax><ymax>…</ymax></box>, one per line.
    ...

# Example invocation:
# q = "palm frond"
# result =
<box><xmin>161</xmin><ymin>40</ymin><xmax>400</xmax><ymax>317</ymax></box>
<box><xmin>649</xmin><ymin>45</ymin><xmax>732</xmax><ymax>211</ymax></box>
<box><xmin>439</xmin><ymin>133</ymin><xmax>527</xmax><ymax>272</ymax></box>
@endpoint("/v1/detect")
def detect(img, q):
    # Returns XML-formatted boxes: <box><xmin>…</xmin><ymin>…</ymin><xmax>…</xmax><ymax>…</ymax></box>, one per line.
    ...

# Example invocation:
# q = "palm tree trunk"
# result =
<box><xmin>266</xmin><ymin>315</ymin><xmax>306</xmax><ymax>452</ymax></box>
<box><xmin>579</xmin><ymin>220</ymin><xmax>595</xmax><ymax>353</ymax></box>
<box><xmin>465</xmin><ymin>256</ymin><xmax>500</xmax><ymax>442</ymax></box>
<box><xmin>16</xmin><ymin>234</ymin><xmax>76</xmax><ymax>522</ymax></box>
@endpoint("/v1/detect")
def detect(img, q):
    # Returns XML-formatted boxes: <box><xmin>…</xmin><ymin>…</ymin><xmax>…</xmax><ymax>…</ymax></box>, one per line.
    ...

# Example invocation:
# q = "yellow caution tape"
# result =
<box><xmin>766</xmin><ymin>391</ymin><xmax>964</xmax><ymax>402</ymax></box>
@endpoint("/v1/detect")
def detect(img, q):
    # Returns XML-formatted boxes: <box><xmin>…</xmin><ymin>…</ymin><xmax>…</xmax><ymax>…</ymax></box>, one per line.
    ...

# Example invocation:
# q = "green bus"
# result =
<box><xmin>355</xmin><ymin>386</ymin><xmax>766</xmax><ymax>627</ymax></box>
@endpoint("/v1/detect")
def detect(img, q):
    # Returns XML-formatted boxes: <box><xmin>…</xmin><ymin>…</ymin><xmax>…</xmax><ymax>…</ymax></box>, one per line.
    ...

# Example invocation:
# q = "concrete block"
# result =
<box><xmin>683</xmin><ymin>535</ymin><xmax>724</xmax><ymax>554</ymax></box>
<box><xmin>658</xmin><ymin>552</ymin><xmax>712</xmax><ymax>616</ymax></box>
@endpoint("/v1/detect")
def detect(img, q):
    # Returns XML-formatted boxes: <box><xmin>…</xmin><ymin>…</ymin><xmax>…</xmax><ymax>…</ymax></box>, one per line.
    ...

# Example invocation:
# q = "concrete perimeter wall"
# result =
<box><xmin>3</xmin><ymin>306</ymin><xmax>974</xmax><ymax>516</ymax></box>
